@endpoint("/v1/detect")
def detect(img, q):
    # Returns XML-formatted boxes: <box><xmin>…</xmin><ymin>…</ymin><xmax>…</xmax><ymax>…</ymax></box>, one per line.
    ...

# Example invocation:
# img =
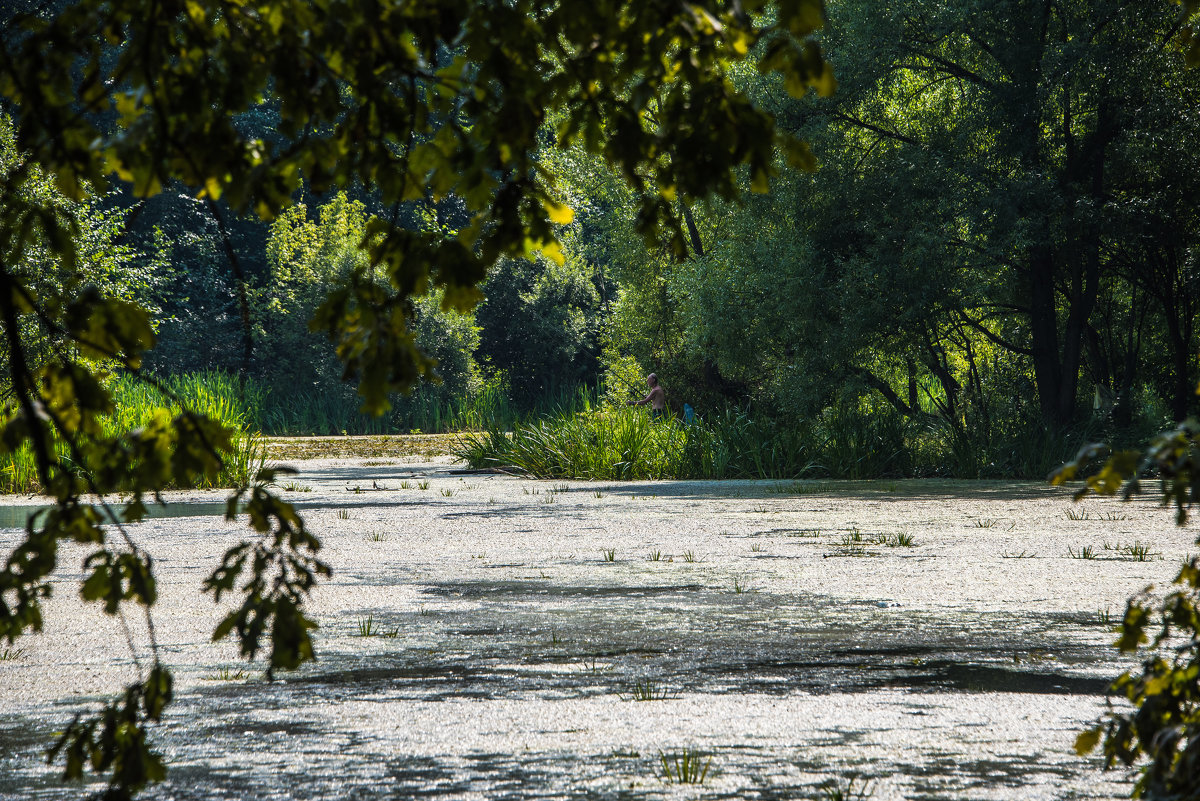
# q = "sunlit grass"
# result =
<box><xmin>2</xmin><ymin>371</ymin><xmax>267</xmax><ymax>494</ymax></box>
<box><xmin>628</xmin><ymin>679</ymin><xmax>674</xmax><ymax>701</ymax></box>
<box><xmin>658</xmin><ymin>748</ymin><xmax>713</xmax><ymax>784</ymax></box>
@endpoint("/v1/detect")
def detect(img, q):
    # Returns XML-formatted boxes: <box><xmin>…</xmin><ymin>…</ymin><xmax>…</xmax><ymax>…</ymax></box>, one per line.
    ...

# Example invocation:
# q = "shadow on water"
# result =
<box><xmin>0</xmin><ymin>498</ymin><xmax>439</xmax><ymax>530</ymax></box>
<box><xmin>221</xmin><ymin>579</ymin><xmax>1117</xmax><ymax>705</ymax></box>
<box><xmin>422</xmin><ymin>580</ymin><xmax>706</xmax><ymax>598</ymax></box>
<box><xmin>558</xmin><ymin>478</ymin><xmax>1063</xmax><ymax>503</ymax></box>
<box><xmin>0</xmin><ymin>501</ymin><xmax>238</xmax><ymax>529</ymax></box>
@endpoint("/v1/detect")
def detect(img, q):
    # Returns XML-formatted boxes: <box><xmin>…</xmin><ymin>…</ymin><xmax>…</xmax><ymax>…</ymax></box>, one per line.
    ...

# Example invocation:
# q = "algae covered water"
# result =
<box><xmin>0</xmin><ymin>462</ymin><xmax>1155</xmax><ymax>799</ymax></box>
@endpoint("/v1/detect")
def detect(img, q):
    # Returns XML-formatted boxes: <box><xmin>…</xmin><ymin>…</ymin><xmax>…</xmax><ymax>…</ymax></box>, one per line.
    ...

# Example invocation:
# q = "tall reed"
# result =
<box><xmin>1</xmin><ymin>371</ymin><xmax>266</xmax><ymax>495</ymax></box>
<box><xmin>457</xmin><ymin>402</ymin><xmax>1089</xmax><ymax>481</ymax></box>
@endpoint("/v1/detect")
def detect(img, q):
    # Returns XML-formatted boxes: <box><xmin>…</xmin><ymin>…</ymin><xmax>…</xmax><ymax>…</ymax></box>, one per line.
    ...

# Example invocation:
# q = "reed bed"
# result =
<box><xmin>457</xmin><ymin>403</ymin><xmax>1092</xmax><ymax>481</ymax></box>
<box><xmin>459</xmin><ymin>407</ymin><xmax>822</xmax><ymax>480</ymax></box>
<box><xmin>1</xmin><ymin>372</ymin><xmax>265</xmax><ymax>495</ymax></box>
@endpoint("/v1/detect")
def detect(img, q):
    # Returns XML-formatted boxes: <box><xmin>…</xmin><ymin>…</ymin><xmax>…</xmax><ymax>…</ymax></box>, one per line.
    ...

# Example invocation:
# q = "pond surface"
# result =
<box><xmin>0</xmin><ymin>467</ymin><xmax>1163</xmax><ymax>799</ymax></box>
<box><xmin>0</xmin><ymin>501</ymin><xmax>235</xmax><ymax>530</ymax></box>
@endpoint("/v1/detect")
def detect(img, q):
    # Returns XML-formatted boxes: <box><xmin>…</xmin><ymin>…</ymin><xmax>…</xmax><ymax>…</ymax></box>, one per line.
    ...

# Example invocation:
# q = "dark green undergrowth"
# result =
<box><xmin>154</xmin><ymin>371</ymin><xmax>594</xmax><ymax>436</ymax></box>
<box><xmin>12</xmin><ymin>371</ymin><xmax>1162</xmax><ymax>488</ymax></box>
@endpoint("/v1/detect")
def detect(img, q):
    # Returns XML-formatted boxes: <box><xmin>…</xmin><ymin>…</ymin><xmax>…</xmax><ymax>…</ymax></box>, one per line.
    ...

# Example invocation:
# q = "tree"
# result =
<box><xmin>475</xmin><ymin>254</ymin><xmax>603</xmax><ymax>404</ymax></box>
<box><xmin>653</xmin><ymin>0</ymin><xmax>1200</xmax><ymax>451</ymax></box>
<box><xmin>0</xmin><ymin>1</ymin><xmax>833</xmax><ymax>797</ymax></box>
<box><xmin>1058</xmin><ymin>428</ymin><xmax>1200</xmax><ymax>798</ymax></box>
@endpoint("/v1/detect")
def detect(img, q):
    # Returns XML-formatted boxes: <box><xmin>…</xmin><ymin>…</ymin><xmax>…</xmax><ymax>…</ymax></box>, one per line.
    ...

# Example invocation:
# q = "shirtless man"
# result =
<box><xmin>627</xmin><ymin>373</ymin><xmax>666</xmax><ymax>419</ymax></box>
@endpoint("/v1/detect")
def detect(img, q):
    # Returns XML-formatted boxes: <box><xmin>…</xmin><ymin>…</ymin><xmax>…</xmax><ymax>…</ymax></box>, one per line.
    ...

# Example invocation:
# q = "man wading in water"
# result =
<box><xmin>627</xmin><ymin>373</ymin><xmax>667</xmax><ymax>419</ymax></box>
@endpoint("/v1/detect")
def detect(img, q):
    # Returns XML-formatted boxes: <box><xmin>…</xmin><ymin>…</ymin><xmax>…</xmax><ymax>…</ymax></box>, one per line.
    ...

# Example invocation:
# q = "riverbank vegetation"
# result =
<box><xmin>3</xmin><ymin>0</ymin><xmax>1200</xmax><ymax>797</ymax></box>
<box><xmin>4</xmin><ymin>0</ymin><xmax>1195</xmax><ymax>483</ymax></box>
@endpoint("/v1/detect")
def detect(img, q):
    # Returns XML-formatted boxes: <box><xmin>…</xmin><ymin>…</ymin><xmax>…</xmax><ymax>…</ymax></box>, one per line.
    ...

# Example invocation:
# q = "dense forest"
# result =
<box><xmin>3</xmin><ymin>0</ymin><xmax>1199</xmax><ymax>480</ymax></box>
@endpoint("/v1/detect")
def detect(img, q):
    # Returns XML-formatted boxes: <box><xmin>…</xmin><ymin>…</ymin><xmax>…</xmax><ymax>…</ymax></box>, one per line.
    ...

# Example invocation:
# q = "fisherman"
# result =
<box><xmin>627</xmin><ymin>373</ymin><xmax>667</xmax><ymax>419</ymax></box>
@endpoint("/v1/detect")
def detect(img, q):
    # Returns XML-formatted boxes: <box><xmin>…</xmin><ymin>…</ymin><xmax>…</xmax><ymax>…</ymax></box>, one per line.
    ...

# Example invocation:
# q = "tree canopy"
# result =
<box><xmin>0</xmin><ymin>1</ymin><xmax>833</xmax><ymax>797</ymax></box>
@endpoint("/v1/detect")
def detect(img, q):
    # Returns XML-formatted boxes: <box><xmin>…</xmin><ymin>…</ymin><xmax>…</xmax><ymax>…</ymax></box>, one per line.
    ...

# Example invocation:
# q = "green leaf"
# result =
<box><xmin>1075</xmin><ymin>727</ymin><xmax>1103</xmax><ymax>756</ymax></box>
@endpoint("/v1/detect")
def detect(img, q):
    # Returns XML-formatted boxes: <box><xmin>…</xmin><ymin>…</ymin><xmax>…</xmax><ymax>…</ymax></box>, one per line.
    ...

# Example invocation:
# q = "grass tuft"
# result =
<box><xmin>658</xmin><ymin>749</ymin><xmax>713</xmax><ymax>784</ymax></box>
<box><xmin>629</xmin><ymin>680</ymin><xmax>674</xmax><ymax>701</ymax></box>
<box><xmin>202</xmin><ymin>667</ymin><xmax>250</xmax><ymax>681</ymax></box>
<box><xmin>818</xmin><ymin>775</ymin><xmax>875</xmax><ymax>801</ymax></box>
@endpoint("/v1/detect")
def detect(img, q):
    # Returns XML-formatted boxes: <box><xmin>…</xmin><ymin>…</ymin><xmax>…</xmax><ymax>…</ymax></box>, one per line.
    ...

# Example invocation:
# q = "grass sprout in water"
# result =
<box><xmin>818</xmin><ymin>774</ymin><xmax>874</xmax><ymax>801</ymax></box>
<box><xmin>1068</xmin><ymin>545</ymin><xmax>1097</xmax><ymax>560</ymax></box>
<box><xmin>579</xmin><ymin>657</ymin><xmax>612</xmax><ymax>674</ymax></box>
<box><xmin>659</xmin><ymin>748</ymin><xmax>713</xmax><ymax>784</ymax></box>
<box><xmin>656</xmin><ymin>749</ymin><xmax>711</xmax><ymax>784</ymax></box>
<box><xmin>1107</xmin><ymin>541</ymin><xmax>1160</xmax><ymax>561</ymax></box>
<box><xmin>355</xmin><ymin>615</ymin><xmax>400</xmax><ymax>637</ymax></box>
<box><xmin>602</xmin><ymin>548</ymin><xmax>616</xmax><ymax>562</ymax></box>
<box><xmin>629</xmin><ymin>679</ymin><xmax>674</xmax><ymax>701</ymax></box>
<box><xmin>203</xmin><ymin>667</ymin><xmax>250</xmax><ymax>681</ymax></box>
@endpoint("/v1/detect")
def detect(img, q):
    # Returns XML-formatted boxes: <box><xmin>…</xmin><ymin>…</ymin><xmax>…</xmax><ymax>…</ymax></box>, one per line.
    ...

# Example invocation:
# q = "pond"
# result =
<box><xmin>0</xmin><ymin>465</ymin><xmax>1157</xmax><ymax>799</ymax></box>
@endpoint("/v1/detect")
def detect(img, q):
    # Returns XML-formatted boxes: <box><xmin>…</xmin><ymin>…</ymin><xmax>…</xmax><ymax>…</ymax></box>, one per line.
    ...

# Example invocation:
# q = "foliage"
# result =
<box><xmin>259</xmin><ymin>192</ymin><xmax>482</xmax><ymax>419</ymax></box>
<box><xmin>0</xmin><ymin>2</ymin><xmax>833</xmax><ymax>796</ymax></box>
<box><xmin>459</xmin><ymin>402</ymin><xmax>922</xmax><ymax>480</ymax></box>
<box><xmin>1057</xmin><ymin>422</ymin><xmax>1200</xmax><ymax>798</ymax></box>
<box><xmin>460</xmin><ymin>404</ymin><xmax>689</xmax><ymax>480</ymax></box>
<box><xmin>475</xmin><ymin>254</ymin><xmax>603</xmax><ymax>403</ymax></box>
<box><xmin>0</xmin><ymin>0</ymin><xmax>833</xmax><ymax>414</ymax></box>
<box><xmin>135</xmin><ymin>191</ymin><xmax>259</xmax><ymax>377</ymax></box>
<box><xmin>258</xmin><ymin>193</ymin><xmax>372</xmax><ymax>392</ymax></box>
<box><xmin>2</xmin><ymin>371</ymin><xmax>265</xmax><ymax>494</ymax></box>
<box><xmin>575</xmin><ymin>0</ymin><xmax>1200</xmax><ymax>460</ymax></box>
